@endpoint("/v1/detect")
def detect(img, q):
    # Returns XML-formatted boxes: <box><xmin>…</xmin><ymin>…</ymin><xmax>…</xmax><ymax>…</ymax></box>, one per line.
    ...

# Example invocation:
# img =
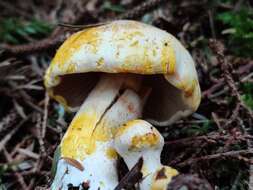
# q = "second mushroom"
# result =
<box><xmin>44</xmin><ymin>20</ymin><xmax>201</xmax><ymax>190</ymax></box>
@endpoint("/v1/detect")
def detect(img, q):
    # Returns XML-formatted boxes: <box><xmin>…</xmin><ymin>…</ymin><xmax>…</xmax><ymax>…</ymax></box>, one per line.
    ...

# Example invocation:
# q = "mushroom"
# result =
<box><xmin>114</xmin><ymin>119</ymin><xmax>178</xmax><ymax>190</ymax></box>
<box><xmin>44</xmin><ymin>20</ymin><xmax>201</xmax><ymax>189</ymax></box>
<box><xmin>51</xmin><ymin>74</ymin><xmax>147</xmax><ymax>189</ymax></box>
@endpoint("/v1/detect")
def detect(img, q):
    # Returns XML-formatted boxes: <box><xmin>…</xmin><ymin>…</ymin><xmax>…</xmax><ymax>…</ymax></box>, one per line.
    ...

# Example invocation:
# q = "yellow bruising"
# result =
<box><xmin>143</xmin><ymin>46</ymin><xmax>153</xmax><ymax>73</ymax></box>
<box><xmin>115</xmin><ymin>120</ymin><xmax>143</xmax><ymax>138</ymax></box>
<box><xmin>192</xmin><ymin>81</ymin><xmax>201</xmax><ymax>110</ymax></box>
<box><xmin>44</xmin><ymin>65</ymin><xmax>61</xmax><ymax>88</ymax></box>
<box><xmin>151</xmin><ymin>167</ymin><xmax>178</xmax><ymax>190</ymax></box>
<box><xmin>125</xmin><ymin>31</ymin><xmax>144</xmax><ymax>41</ymax></box>
<box><xmin>183</xmin><ymin>78</ymin><xmax>198</xmax><ymax>98</ymax></box>
<box><xmin>113</xmin><ymin>30</ymin><xmax>153</xmax><ymax>74</ymax></box>
<box><xmin>130</xmin><ymin>40</ymin><xmax>139</xmax><ymax>47</ymax></box>
<box><xmin>110</xmin><ymin>22</ymin><xmax>144</xmax><ymax>42</ymax></box>
<box><xmin>121</xmin><ymin>55</ymin><xmax>140</xmax><ymax>73</ymax></box>
<box><xmin>183</xmin><ymin>78</ymin><xmax>201</xmax><ymax>111</ymax></box>
<box><xmin>112</xmin><ymin>25</ymin><xmax>179</xmax><ymax>75</ymax></box>
<box><xmin>141</xmin><ymin>164</ymin><xmax>149</xmax><ymax>176</ymax></box>
<box><xmin>44</xmin><ymin>70</ymin><xmax>71</xmax><ymax>111</ymax></box>
<box><xmin>130</xmin><ymin>132</ymin><xmax>159</xmax><ymax>150</ymax></box>
<box><xmin>120</xmin><ymin>46</ymin><xmax>154</xmax><ymax>74</ymax></box>
<box><xmin>44</xmin><ymin>67</ymin><xmax>52</xmax><ymax>88</ymax></box>
<box><xmin>66</xmin><ymin>63</ymin><xmax>77</xmax><ymax>73</ymax></box>
<box><xmin>106</xmin><ymin>148</ymin><xmax>118</xmax><ymax>159</ymax></box>
<box><xmin>161</xmin><ymin>40</ymin><xmax>176</xmax><ymax>75</ymax></box>
<box><xmin>51</xmin><ymin>27</ymin><xmax>101</xmax><ymax>71</ymax></box>
<box><xmin>61</xmin><ymin>112</ymin><xmax>111</xmax><ymax>160</ymax></box>
<box><xmin>165</xmin><ymin>73</ymin><xmax>200</xmax><ymax>111</ymax></box>
<box><xmin>96</xmin><ymin>57</ymin><xmax>105</xmax><ymax>67</ymax></box>
<box><xmin>173</xmin><ymin>76</ymin><xmax>197</xmax><ymax>97</ymax></box>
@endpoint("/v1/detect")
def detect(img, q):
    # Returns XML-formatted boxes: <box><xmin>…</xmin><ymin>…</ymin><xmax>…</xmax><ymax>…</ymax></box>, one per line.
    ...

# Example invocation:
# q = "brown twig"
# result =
<box><xmin>36</xmin><ymin>113</ymin><xmax>46</xmax><ymax>157</ymax></box>
<box><xmin>115</xmin><ymin>0</ymin><xmax>167</xmax><ymax>20</ymax></box>
<box><xmin>41</xmin><ymin>92</ymin><xmax>49</xmax><ymax>155</ymax></box>
<box><xmin>0</xmin><ymin>116</ymin><xmax>30</xmax><ymax>152</ymax></box>
<box><xmin>1</xmin><ymin>28</ymin><xmax>66</xmax><ymax>55</ymax></box>
<box><xmin>0</xmin><ymin>109</ymin><xmax>18</xmax><ymax>133</ymax></box>
<box><xmin>202</xmin><ymin>78</ymin><xmax>224</xmax><ymax>98</ymax></box>
<box><xmin>209</xmin><ymin>39</ymin><xmax>253</xmax><ymax>123</ymax></box>
<box><xmin>177</xmin><ymin>150</ymin><xmax>253</xmax><ymax>167</ymax></box>
<box><xmin>114</xmin><ymin>157</ymin><xmax>143</xmax><ymax>190</ymax></box>
<box><xmin>3</xmin><ymin>148</ymin><xmax>29</xmax><ymax>190</ymax></box>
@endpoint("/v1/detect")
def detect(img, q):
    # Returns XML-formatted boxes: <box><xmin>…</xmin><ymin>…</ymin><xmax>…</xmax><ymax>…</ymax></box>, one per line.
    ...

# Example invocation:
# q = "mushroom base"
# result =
<box><xmin>53</xmin><ymin>144</ymin><xmax>179</xmax><ymax>190</ymax></box>
<box><xmin>52</xmin><ymin>141</ymin><xmax>118</xmax><ymax>190</ymax></box>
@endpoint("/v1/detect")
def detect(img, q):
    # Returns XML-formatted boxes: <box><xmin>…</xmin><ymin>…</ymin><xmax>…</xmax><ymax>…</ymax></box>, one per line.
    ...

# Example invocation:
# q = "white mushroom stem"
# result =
<box><xmin>51</xmin><ymin>74</ymin><xmax>147</xmax><ymax>190</ymax></box>
<box><xmin>114</xmin><ymin>119</ymin><xmax>178</xmax><ymax>190</ymax></box>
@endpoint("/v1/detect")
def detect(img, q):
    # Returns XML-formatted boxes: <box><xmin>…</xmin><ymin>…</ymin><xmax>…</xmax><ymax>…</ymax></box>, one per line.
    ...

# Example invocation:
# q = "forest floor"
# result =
<box><xmin>0</xmin><ymin>0</ymin><xmax>253</xmax><ymax>189</ymax></box>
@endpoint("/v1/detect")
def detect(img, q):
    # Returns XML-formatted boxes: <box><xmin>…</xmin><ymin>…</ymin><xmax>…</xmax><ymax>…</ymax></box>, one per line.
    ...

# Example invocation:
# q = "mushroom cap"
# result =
<box><xmin>44</xmin><ymin>20</ymin><xmax>201</xmax><ymax>126</ymax></box>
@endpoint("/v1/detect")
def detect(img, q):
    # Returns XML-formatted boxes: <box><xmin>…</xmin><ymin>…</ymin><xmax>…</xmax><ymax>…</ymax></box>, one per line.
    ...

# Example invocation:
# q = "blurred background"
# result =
<box><xmin>0</xmin><ymin>0</ymin><xmax>253</xmax><ymax>189</ymax></box>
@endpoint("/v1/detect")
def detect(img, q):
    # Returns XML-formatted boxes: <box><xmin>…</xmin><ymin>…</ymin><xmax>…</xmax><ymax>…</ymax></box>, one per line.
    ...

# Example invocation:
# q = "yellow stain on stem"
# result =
<box><xmin>130</xmin><ymin>132</ymin><xmax>159</xmax><ymax>150</ymax></box>
<box><xmin>61</xmin><ymin>112</ymin><xmax>111</xmax><ymax>160</ymax></box>
<box><xmin>106</xmin><ymin>148</ymin><xmax>118</xmax><ymax>159</ymax></box>
<box><xmin>115</xmin><ymin>120</ymin><xmax>142</xmax><ymax>138</ymax></box>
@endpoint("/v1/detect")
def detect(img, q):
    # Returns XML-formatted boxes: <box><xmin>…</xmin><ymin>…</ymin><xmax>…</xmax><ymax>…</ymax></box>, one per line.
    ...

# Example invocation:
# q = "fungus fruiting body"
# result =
<box><xmin>51</xmin><ymin>75</ymin><xmax>146</xmax><ymax>189</ymax></box>
<box><xmin>114</xmin><ymin>119</ymin><xmax>178</xmax><ymax>190</ymax></box>
<box><xmin>44</xmin><ymin>20</ymin><xmax>201</xmax><ymax>189</ymax></box>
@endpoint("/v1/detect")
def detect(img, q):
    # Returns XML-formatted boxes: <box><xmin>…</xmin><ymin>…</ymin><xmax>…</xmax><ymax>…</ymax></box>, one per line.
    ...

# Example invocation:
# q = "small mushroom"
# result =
<box><xmin>44</xmin><ymin>20</ymin><xmax>201</xmax><ymax>189</ymax></box>
<box><xmin>114</xmin><ymin>119</ymin><xmax>178</xmax><ymax>190</ymax></box>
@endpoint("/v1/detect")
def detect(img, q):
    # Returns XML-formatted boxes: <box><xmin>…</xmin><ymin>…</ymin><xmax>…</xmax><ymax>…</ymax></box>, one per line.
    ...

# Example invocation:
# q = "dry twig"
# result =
<box><xmin>114</xmin><ymin>157</ymin><xmax>143</xmax><ymax>190</ymax></box>
<box><xmin>3</xmin><ymin>148</ymin><xmax>29</xmax><ymax>190</ymax></box>
<box><xmin>177</xmin><ymin>150</ymin><xmax>253</xmax><ymax>167</ymax></box>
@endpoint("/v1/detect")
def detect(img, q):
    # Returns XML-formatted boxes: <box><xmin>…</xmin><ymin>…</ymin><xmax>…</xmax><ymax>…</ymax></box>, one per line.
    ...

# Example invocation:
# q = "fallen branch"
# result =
<box><xmin>209</xmin><ymin>39</ymin><xmax>253</xmax><ymax>121</ymax></box>
<box><xmin>0</xmin><ymin>115</ymin><xmax>30</xmax><ymax>152</ymax></box>
<box><xmin>115</xmin><ymin>0</ymin><xmax>166</xmax><ymax>20</ymax></box>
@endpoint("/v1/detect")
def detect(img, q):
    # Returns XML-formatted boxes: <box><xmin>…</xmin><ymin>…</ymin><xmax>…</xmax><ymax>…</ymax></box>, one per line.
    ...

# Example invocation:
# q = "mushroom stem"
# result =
<box><xmin>114</xmin><ymin>119</ymin><xmax>178</xmax><ymax>190</ymax></box>
<box><xmin>51</xmin><ymin>74</ymin><xmax>146</xmax><ymax>190</ymax></box>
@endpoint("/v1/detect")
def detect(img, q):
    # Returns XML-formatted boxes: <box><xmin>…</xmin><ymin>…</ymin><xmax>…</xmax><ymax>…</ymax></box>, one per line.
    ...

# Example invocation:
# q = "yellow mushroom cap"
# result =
<box><xmin>44</xmin><ymin>20</ymin><xmax>201</xmax><ymax>126</ymax></box>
